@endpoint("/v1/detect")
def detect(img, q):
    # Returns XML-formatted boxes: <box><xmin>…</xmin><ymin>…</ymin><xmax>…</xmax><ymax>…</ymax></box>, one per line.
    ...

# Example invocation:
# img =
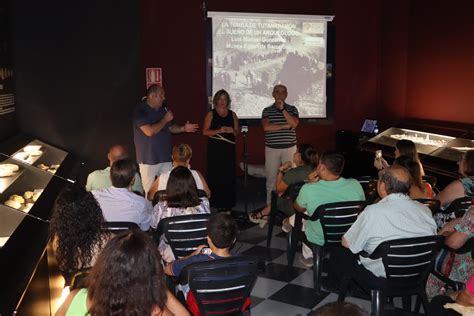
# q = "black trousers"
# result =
<box><xmin>427</xmin><ymin>296</ymin><xmax>461</xmax><ymax>316</ymax></box>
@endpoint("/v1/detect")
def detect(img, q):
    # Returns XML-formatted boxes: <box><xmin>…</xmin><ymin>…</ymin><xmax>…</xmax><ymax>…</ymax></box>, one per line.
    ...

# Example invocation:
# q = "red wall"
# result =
<box><xmin>141</xmin><ymin>0</ymin><xmax>381</xmax><ymax>172</ymax></box>
<box><xmin>405</xmin><ymin>0</ymin><xmax>474</xmax><ymax>124</ymax></box>
<box><xmin>379</xmin><ymin>0</ymin><xmax>474</xmax><ymax>127</ymax></box>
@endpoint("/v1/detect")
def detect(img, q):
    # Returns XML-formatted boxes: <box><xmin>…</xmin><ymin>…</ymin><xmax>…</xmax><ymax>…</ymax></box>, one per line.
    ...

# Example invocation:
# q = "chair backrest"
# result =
<box><xmin>181</xmin><ymin>256</ymin><xmax>258</xmax><ymax>316</ymax></box>
<box><xmin>313</xmin><ymin>201</ymin><xmax>366</xmax><ymax>246</ymax></box>
<box><xmin>357</xmin><ymin>176</ymin><xmax>378</xmax><ymax>204</ymax></box>
<box><xmin>155</xmin><ymin>214</ymin><xmax>211</xmax><ymax>259</ymax></box>
<box><xmin>283</xmin><ymin>181</ymin><xmax>306</xmax><ymax>200</ymax></box>
<box><xmin>102</xmin><ymin>221</ymin><xmax>140</xmax><ymax>233</ymax></box>
<box><xmin>415</xmin><ymin>199</ymin><xmax>441</xmax><ymax>215</ymax></box>
<box><xmin>372</xmin><ymin>235</ymin><xmax>442</xmax><ymax>293</ymax></box>
<box><xmin>445</xmin><ymin>196</ymin><xmax>472</xmax><ymax>218</ymax></box>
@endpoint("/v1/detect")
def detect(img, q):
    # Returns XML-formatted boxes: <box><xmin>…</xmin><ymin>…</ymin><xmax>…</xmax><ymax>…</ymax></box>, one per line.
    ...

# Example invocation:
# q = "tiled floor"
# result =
<box><xmin>231</xmin><ymin>176</ymin><xmax>424</xmax><ymax>315</ymax></box>
<box><xmin>233</xmin><ymin>224</ymin><xmax>371</xmax><ymax>315</ymax></box>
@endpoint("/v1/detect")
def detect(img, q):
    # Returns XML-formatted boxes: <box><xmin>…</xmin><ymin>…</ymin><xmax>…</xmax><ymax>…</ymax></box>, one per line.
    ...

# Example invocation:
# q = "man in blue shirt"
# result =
<box><xmin>133</xmin><ymin>84</ymin><xmax>198</xmax><ymax>195</ymax></box>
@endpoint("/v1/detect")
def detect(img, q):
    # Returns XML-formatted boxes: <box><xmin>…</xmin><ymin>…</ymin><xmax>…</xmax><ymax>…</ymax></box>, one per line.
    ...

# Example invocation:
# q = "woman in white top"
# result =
<box><xmin>147</xmin><ymin>143</ymin><xmax>211</xmax><ymax>201</ymax></box>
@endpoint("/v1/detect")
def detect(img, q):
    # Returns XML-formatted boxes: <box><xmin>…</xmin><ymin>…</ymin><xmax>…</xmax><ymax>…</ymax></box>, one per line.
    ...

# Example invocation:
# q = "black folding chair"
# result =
<box><xmin>154</xmin><ymin>214</ymin><xmax>211</xmax><ymax>259</ymax></box>
<box><xmin>69</xmin><ymin>268</ymin><xmax>91</xmax><ymax>290</ymax></box>
<box><xmin>415</xmin><ymin>198</ymin><xmax>441</xmax><ymax>215</ymax></box>
<box><xmin>445</xmin><ymin>196</ymin><xmax>472</xmax><ymax>218</ymax></box>
<box><xmin>179</xmin><ymin>256</ymin><xmax>258</xmax><ymax>316</ymax></box>
<box><xmin>287</xmin><ymin>201</ymin><xmax>366</xmax><ymax>294</ymax></box>
<box><xmin>266</xmin><ymin>182</ymin><xmax>305</xmax><ymax>247</ymax></box>
<box><xmin>357</xmin><ymin>176</ymin><xmax>378</xmax><ymax>204</ymax></box>
<box><xmin>102</xmin><ymin>221</ymin><xmax>140</xmax><ymax>233</ymax></box>
<box><xmin>338</xmin><ymin>235</ymin><xmax>443</xmax><ymax>316</ymax></box>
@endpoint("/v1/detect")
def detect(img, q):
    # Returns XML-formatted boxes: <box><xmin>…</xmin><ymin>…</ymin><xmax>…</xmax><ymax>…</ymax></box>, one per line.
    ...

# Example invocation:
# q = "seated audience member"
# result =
<box><xmin>164</xmin><ymin>213</ymin><xmax>242</xmax><ymax>315</ymax></box>
<box><xmin>436</xmin><ymin>150</ymin><xmax>474</xmax><ymax>208</ymax></box>
<box><xmin>92</xmin><ymin>159</ymin><xmax>152</xmax><ymax>231</ymax></box>
<box><xmin>147</xmin><ymin>143</ymin><xmax>210</xmax><ymax>201</ymax></box>
<box><xmin>342</xmin><ymin>165</ymin><xmax>437</xmax><ymax>280</ymax></box>
<box><xmin>85</xmin><ymin>144</ymin><xmax>144</xmax><ymax>194</ymax></box>
<box><xmin>374</xmin><ymin>139</ymin><xmax>425</xmax><ymax>175</ymax></box>
<box><xmin>152</xmin><ymin>166</ymin><xmax>210</xmax><ymax>262</ymax></box>
<box><xmin>313</xmin><ymin>302</ymin><xmax>368</xmax><ymax>316</ymax></box>
<box><xmin>293</xmin><ymin>151</ymin><xmax>365</xmax><ymax>267</ymax></box>
<box><xmin>428</xmin><ymin>275</ymin><xmax>474</xmax><ymax>316</ymax></box>
<box><xmin>56</xmin><ymin>230</ymin><xmax>189</xmax><ymax>316</ymax></box>
<box><xmin>394</xmin><ymin>155</ymin><xmax>434</xmax><ymax>199</ymax></box>
<box><xmin>50</xmin><ymin>186</ymin><xmax>110</xmax><ymax>283</ymax></box>
<box><xmin>249</xmin><ymin>144</ymin><xmax>318</xmax><ymax>228</ymax></box>
<box><xmin>426</xmin><ymin>204</ymin><xmax>474</xmax><ymax>299</ymax></box>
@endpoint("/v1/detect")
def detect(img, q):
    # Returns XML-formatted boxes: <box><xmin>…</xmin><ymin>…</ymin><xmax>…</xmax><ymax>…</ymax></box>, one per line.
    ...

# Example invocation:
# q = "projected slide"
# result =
<box><xmin>208</xmin><ymin>12</ymin><xmax>333</xmax><ymax>119</ymax></box>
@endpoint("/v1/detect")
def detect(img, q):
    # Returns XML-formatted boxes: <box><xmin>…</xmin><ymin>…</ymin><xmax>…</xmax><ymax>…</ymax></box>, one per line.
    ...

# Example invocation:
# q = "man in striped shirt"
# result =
<box><xmin>261</xmin><ymin>84</ymin><xmax>300</xmax><ymax>204</ymax></box>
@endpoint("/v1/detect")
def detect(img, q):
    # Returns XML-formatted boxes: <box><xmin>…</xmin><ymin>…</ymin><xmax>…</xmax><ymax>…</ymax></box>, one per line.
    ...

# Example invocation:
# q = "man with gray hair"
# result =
<box><xmin>342</xmin><ymin>165</ymin><xmax>437</xmax><ymax>280</ymax></box>
<box><xmin>261</xmin><ymin>84</ymin><xmax>299</xmax><ymax>204</ymax></box>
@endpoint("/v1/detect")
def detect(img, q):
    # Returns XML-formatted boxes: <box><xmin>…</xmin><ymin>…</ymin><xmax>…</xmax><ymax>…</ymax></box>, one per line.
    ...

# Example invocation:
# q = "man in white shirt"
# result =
<box><xmin>342</xmin><ymin>165</ymin><xmax>437</xmax><ymax>284</ymax></box>
<box><xmin>92</xmin><ymin>159</ymin><xmax>152</xmax><ymax>231</ymax></box>
<box><xmin>86</xmin><ymin>144</ymin><xmax>144</xmax><ymax>195</ymax></box>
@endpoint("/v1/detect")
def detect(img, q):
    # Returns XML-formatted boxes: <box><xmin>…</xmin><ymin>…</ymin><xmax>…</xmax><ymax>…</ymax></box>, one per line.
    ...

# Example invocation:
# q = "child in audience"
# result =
<box><xmin>374</xmin><ymin>139</ymin><xmax>425</xmax><ymax>175</ymax></box>
<box><xmin>164</xmin><ymin>213</ymin><xmax>243</xmax><ymax>315</ymax></box>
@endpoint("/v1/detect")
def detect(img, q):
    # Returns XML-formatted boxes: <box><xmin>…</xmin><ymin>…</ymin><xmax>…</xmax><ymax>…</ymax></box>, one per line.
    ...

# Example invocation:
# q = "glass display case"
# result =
<box><xmin>0</xmin><ymin>139</ymin><xmax>71</xmax><ymax>249</ymax></box>
<box><xmin>365</xmin><ymin>127</ymin><xmax>455</xmax><ymax>155</ymax></box>
<box><xmin>429</xmin><ymin>138</ymin><xmax>474</xmax><ymax>162</ymax></box>
<box><xmin>359</xmin><ymin>125</ymin><xmax>473</xmax><ymax>186</ymax></box>
<box><xmin>11</xmin><ymin>139</ymin><xmax>67</xmax><ymax>174</ymax></box>
<box><xmin>0</xmin><ymin>135</ymin><xmax>80</xmax><ymax>315</ymax></box>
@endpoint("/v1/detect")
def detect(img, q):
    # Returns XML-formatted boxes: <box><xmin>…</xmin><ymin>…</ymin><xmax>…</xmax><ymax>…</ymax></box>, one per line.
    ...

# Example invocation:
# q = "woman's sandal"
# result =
<box><xmin>249</xmin><ymin>211</ymin><xmax>269</xmax><ymax>228</ymax></box>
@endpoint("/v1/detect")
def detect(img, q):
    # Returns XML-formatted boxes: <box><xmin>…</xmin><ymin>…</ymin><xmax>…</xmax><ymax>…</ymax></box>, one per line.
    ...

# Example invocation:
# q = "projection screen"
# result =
<box><xmin>207</xmin><ymin>12</ymin><xmax>334</xmax><ymax>119</ymax></box>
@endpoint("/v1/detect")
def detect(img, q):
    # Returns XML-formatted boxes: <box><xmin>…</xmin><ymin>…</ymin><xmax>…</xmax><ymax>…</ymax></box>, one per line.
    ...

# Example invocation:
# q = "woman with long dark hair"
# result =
<box><xmin>374</xmin><ymin>139</ymin><xmax>425</xmax><ymax>175</ymax></box>
<box><xmin>151</xmin><ymin>166</ymin><xmax>210</xmax><ymax>262</ymax></box>
<box><xmin>49</xmin><ymin>186</ymin><xmax>109</xmax><ymax>282</ymax></box>
<box><xmin>56</xmin><ymin>230</ymin><xmax>188</xmax><ymax>315</ymax></box>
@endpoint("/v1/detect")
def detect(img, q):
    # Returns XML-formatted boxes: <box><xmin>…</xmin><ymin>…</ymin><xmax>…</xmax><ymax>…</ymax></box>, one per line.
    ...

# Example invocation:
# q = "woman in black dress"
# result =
<box><xmin>203</xmin><ymin>89</ymin><xmax>239</xmax><ymax>211</ymax></box>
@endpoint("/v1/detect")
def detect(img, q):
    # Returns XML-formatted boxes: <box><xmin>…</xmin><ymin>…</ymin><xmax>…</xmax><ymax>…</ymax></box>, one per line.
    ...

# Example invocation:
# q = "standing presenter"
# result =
<box><xmin>133</xmin><ymin>84</ymin><xmax>198</xmax><ymax>195</ymax></box>
<box><xmin>203</xmin><ymin>89</ymin><xmax>240</xmax><ymax>212</ymax></box>
<box><xmin>261</xmin><ymin>84</ymin><xmax>299</xmax><ymax>204</ymax></box>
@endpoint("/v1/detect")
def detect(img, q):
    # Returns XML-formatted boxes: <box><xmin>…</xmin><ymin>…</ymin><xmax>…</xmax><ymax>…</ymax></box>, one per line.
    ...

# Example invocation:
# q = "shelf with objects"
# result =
<box><xmin>359</xmin><ymin>125</ymin><xmax>473</xmax><ymax>189</ymax></box>
<box><xmin>0</xmin><ymin>135</ymin><xmax>81</xmax><ymax>315</ymax></box>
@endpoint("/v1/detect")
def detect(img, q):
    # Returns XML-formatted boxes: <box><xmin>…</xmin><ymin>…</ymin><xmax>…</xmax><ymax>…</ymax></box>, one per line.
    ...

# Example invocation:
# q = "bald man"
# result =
<box><xmin>342</xmin><ymin>165</ymin><xmax>437</xmax><ymax>280</ymax></box>
<box><xmin>86</xmin><ymin>145</ymin><xmax>144</xmax><ymax>194</ymax></box>
<box><xmin>133</xmin><ymin>84</ymin><xmax>198</xmax><ymax>195</ymax></box>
